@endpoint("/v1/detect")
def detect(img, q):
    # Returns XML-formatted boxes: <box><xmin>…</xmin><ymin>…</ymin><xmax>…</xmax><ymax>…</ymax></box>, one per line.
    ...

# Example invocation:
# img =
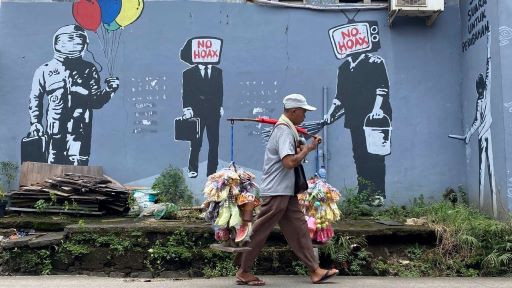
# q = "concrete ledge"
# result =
<box><xmin>0</xmin><ymin>215</ymin><xmax>435</xmax><ymax>244</ymax></box>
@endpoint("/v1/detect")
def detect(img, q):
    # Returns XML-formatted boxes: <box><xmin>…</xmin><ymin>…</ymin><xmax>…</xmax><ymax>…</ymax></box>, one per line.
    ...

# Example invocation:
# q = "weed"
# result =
<box><xmin>59</xmin><ymin>241</ymin><xmax>90</xmax><ymax>257</ymax></box>
<box><xmin>0</xmin><ymin>248</ymin><xmax>52</xmax><ymax>275</ymax></box>
<box><xmin>34</xmin><ymin>199</ymin><xmax>49</xmax><ymax>212</ymax></box>
<box><xmin>152</xmin><ymin>166</ymin><xmax>193</xmax><ymax>206</ymax></box>
<box><xmin>292</xmin><ymin>261</ymin><xmax>309</xmax><ymax>275</ymax></box>
<box><xmin>145</xmin><ymin>229</ymin><xmax>197</xmax><ymax>273</ymax></box>
<box><xmin>338</xmin><ymin>186</ymin><xmax>373</xmax><ymax>219</ymax></box>
<box><xmin>0</xmin><ymin>161</ymin><xmax>18</xmax><ymax>192</ymax></box>
<box><xmin>322</xmin><ymin>234</ymin><xmax>370</xmax><ymax>275</ymax></box>
<box><xmin>201</xmin><ymin>248</ymin><xmax>236</xmax><ymax>278</ymax></box>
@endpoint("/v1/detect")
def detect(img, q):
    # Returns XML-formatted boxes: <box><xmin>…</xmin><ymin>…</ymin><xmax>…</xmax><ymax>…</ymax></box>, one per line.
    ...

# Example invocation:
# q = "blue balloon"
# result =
<box><xmin>98</xmin><ymin>0</ymin><xmax>122</xmax><ymax>24</ymax></box>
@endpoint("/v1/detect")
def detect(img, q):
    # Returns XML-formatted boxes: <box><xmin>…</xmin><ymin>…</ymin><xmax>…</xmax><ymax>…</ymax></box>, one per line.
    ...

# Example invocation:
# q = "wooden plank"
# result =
<box><xmin>19</xmin><ymin>162</ymin><xmax>103</xmax><ymax>187</ymax></box>
<box><xmin>20</xmin><ymin>186</ymin><xmax>45</xmax><ymax>191</ymax></box>
<box><xmin>41</xmin><ymin>188</ymin><xmax>72</xmax><ymax>197</ymax></box>
<box><xmin>103</xmin><ymin>175</ymin><xmax>125</xmax><ymax>188</ymax></box>
<box><xmin>210</xmin><ymin>243</ymin><xmax>251</xmax><ymax>253</ymax></box>
<box><xmin>8</xmin><ymin>191</ymin><xmax>49</xmax><ymax>196</ymax></box>
<box><xmin>7</xmin><ymin>207</ymin><xmax>105</xmax><ymax>216</ymax></box>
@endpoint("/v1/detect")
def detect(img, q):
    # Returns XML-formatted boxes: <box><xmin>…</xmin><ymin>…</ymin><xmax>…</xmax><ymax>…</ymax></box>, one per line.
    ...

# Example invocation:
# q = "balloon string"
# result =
<box><xmin>113</xmin><ymin>28</ymin><xmax>123</xmax><ymax>74</ymax></box>
<box><xmin>106</xmin><ymin>27</ymin><xmax>113</xmax><ymax>76</ymax></box>
<box><xmin>95</xmin><ymin>31</ymin><xmax>105</xmax><ymax>61</ymax></box>
<box><xmin>99</xmin><ymin>28</ymin><xmax>110</xmax><ymax>75</ymax></box>
<box><xmin>110</xmin><ymin>30</ymin><xmax>114</xmax><ymax>75</ymax></box>
<box><xmin>104</xmin><ymin>27</ymin><xmax>109</xmax><ymax>75</ymax></box>
<box><xmin>86</xmin><ymin>45</ymin><xmax>103</xmax><ymax>73</ymax></box>
<box><xmin>109</xmin><ymin>29</ymin><xmax>114</xmax><ymax>75</ymax></box>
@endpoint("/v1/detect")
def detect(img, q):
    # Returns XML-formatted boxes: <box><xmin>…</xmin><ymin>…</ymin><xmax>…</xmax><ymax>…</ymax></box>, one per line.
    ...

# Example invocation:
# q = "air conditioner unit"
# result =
<box><xmin>389</xmin><ymin>0</ymin><xmax>444</xmax><ymax>27</ymax></box>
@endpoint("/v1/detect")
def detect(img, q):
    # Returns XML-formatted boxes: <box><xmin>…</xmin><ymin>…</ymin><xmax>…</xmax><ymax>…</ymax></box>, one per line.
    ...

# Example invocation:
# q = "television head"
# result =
<box><xmin>328</xmin><ymin>21</ymin><xmax>381</xmax><ymax>59</ymax></box>
<box><xmin>180</xmin><ymin>36</ymin><xmax>223</xmax><ymax>65</ymax></box>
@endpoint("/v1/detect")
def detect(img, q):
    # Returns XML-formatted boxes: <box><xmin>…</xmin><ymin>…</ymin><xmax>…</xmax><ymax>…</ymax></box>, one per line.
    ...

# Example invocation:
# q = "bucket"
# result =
<box><xmin>132</xmin><ymin>189</ymin><xmax>158</xmax><ymax>209</ymax></box>
<box><xmin>363</xmin><ymin>114</ymin><xmax>392</xmax><ymax>155</ymax></box>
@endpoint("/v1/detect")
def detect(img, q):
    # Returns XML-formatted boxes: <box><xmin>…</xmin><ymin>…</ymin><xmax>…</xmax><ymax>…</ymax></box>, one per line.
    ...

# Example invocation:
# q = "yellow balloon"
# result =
<box><xmin>115</xmin><ymin>0</ymin><xmax>144</xmax><ymax>27</ymax></box>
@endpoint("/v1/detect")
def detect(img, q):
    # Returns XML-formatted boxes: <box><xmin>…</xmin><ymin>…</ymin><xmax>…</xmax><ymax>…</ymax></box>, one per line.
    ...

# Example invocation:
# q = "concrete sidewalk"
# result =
<box><xmin>1</xmin><ymin>275</ymin><xmax>511</xmax><ymax>288</ymax></box>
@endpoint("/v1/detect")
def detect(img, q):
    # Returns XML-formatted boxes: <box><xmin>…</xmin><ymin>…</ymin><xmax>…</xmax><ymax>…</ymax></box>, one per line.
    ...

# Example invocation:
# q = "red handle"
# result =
<box><xmin>256</xmin><ymin>117</ymin><xmax>310</xmax><ymax>135</ymax></box>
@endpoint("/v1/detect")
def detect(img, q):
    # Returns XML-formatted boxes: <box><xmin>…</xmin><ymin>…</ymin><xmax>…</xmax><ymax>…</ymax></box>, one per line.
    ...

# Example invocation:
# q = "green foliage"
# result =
<box><xmin>152</xmin><ymin>166</ymin><xmax>193</xmax><ymax>206</ymax></box>
<box><xmin>0</xmin><ymin>161</ymin><xmax>18</xmax><ymax>192</ymax></box>
<box><xmin>338</xmin><ymin>186</ymin><xmax>373</xmax><ymax>219</ymax></box>
<box><xmin>0</xmin><ymin>248</ymin><xmax>52</xmax><ymax>275</ymax></box>
<box><xmin>322</xmin><ymin>234</ymin><xmax>370</xmax><ymax>275</ymax></box>
<box><xmin>60</xmin><ymin>242</ymin><xmax>91</xmax><ymax>257</ymax></box>
<box><xmin>34</xmin><ymin>199</ymin><xmax>49</xmax><ymax>212</ymax></box>
<box><xmin>375</xmin><ymin>194</ymin><xmax>426</xmax><ymax>222</ymax></box>
<box><xmin>95</xmin><ymin>233</ymin><xmax>139</xmax><ymax>256</ymax></box>
<box><xmin>292</xmin><ymin>261</ymin><xmax>309</xmax><ymax>275</ymax></box>
<box><xmin>201</xmin><ymin>248</ymin><xmax>236</xmax><ymax>278</ymax></box>
<box><xmin>405</xmin><ymin>244</ymin><xmax>424</xmax><ymax>261</ymax></box>
<box><xmin>58</xmin><ymin>232</ymin><xmax>148</xmax><ymax>262</ymax></box>
<box><xmin>145</xmin><ymin>228</ymin><xmax>196</xmax><ymax>273</ymax></box>
<box><xmin>373</xmin><ymin>197</ymin><xmax>512</xmax><ymax>276</ymax></box>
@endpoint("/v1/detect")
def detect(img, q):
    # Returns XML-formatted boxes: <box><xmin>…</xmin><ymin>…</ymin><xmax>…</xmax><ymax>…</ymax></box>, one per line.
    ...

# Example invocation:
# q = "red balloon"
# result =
<box><xmin>72</xmin><ymin>0</ymin><xmax>101</xmax><ymax>32</ymax></box>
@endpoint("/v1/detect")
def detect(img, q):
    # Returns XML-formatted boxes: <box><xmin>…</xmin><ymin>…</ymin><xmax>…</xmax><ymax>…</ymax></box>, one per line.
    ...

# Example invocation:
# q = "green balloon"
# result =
<box><xmin>104</xmin><ymin>21</ymin><xmax>121</xmax><ymax>31</ymax></box>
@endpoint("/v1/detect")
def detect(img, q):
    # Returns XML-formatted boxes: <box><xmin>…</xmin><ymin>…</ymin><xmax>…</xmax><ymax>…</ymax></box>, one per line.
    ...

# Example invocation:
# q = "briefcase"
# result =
<box><xmin>174</xmin><ymin>117</ymin><xmax>200</xmax><ymax>142</ymax></box>
<box><xmin>21</xmin><ymin>134</ymin><xmax>48</xmax><ymax>163</ymax></box>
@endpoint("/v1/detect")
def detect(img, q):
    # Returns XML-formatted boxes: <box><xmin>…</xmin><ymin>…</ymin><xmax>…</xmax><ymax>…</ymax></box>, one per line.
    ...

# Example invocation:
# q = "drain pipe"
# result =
<box><xmin>317</xmin><ymin>86</ymin><xmax>328</xmax><ymax>180</ymax></box>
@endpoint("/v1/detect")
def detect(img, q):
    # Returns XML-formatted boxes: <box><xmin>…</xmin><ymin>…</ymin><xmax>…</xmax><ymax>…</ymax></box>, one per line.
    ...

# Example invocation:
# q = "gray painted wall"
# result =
<box><xmin>497</xmin><ymin>1</ymin><xmax>512</xmax><ymax>215</ymax></box>
<box><xmin>0</xmin><ymin>1</ymin><xmax>466</xmax><ymax>206</ymax></box>
<box><xmin>459</xmin><ymin>0</ymin><xmax>512</xmax><ymax>218</ymax></box>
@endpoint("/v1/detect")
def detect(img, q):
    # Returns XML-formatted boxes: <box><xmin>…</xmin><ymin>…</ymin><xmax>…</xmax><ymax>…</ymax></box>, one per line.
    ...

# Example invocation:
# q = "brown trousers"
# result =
<box><xmin>235</xmin><ymin>195</ymin><xmax>318</xmax><ymax>272</ymax></box>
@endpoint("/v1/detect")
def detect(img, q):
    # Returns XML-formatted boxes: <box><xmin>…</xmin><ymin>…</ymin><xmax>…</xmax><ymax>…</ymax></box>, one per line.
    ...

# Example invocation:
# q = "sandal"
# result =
<box><xmin>236</xmin><ymin>276</ymin><xmax>265</xmax><ymax>286</ymax></box>
<box><xmin>312</xmin><ymin>269</ymin><xmax>338</xmax><ymax>284</ymax></box>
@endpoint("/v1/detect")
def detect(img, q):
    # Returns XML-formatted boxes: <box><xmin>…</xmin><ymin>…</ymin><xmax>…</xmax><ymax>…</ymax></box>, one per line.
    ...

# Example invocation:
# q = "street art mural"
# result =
<box><xmin>462</xmin><ymin>0</ymin><xmax>490</xmax><ymax>53</ymax></box>
<box><xmin>20</xmin><ymin>0</ymin><xmax>144</xmax><ymax>166</ymax></box>
<box><xmin>73</xmin><ymin>0</ymin><xmax>144</xmax><ymax>74</ymax></box>
<box><xmin>22</xmin><ymin>24</ymin><xmax>120</xmax><ymax>166</ymax></box>
<box><xmin>176</xmin><ymin>37</ymin><xmax>224</xmax><ymax>178</ymax></box>
<box><xmin>452</xmin><ymin>33</ymin><xmax>497</xmax><ymax>217</ymax></box>
<box><xmin>499</xmin><ymin>26</ymin><xmax>512</xmax><ymax>47</ymax></box>
<box><xmin>324</xmin><ymin>19</ymin><xmax>392</xmax><ymax>205</ymax></box>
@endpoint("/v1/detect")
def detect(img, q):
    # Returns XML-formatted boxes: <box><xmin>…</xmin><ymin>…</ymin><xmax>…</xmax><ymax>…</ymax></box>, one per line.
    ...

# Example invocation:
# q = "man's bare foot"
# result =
<box><xmin>236</xmin><ymin>270</ymin><xmax>265</xmax><ymax>286</ymax></box>
<box><xmin>310</xmin><ymin>267</ymin><xmax>339</xmax><ymax>284</ymax></box>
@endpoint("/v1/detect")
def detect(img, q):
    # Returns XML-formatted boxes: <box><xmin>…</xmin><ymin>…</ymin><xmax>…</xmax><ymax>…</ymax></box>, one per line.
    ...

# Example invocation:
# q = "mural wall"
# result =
<box><xmin>325</xmin><ymin>20</ymin><xmax>391</xmax><ymax>205</ymax></box>
<box><xmin>178</xmin><ymin>37</ymin><xmax>224</xmax><ymax>178</ymax></box>
<box><xmin>497</xmin><ymin>1</ymin><xmax>512</xmax><ymax>214</ymax></box>
<box><xmin>0</xmin><ymin>0</ymin><xmax>466</xmax><ymax>207</ymax></box>
<box><xmin>459</xmin><ymin>0</ymin><xmax>511</xmax><ymax>218</ymax></box>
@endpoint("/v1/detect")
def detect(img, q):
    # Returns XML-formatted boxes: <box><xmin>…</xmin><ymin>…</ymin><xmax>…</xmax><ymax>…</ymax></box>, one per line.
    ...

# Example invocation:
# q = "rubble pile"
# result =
<box><xmin>8</xmin><ymin>173</ymin><xmax>129</xmax><ymax>215</ymax></box>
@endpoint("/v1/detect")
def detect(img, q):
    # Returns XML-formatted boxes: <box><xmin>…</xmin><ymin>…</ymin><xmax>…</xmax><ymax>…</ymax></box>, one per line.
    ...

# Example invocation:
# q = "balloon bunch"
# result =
<box><xmin>297</xmin><ymin>177</ymin><xmax>341</xmax><ymax>243</ymax></box>
<box><xmin>203</xmin><ymin>165</ymin><xmax>260</xmax><ymax>245</ymax></box>
<box><xmin>72</xmin><ymin>0</ymin><xmax>144</xmax><ymax>74</ymax></box>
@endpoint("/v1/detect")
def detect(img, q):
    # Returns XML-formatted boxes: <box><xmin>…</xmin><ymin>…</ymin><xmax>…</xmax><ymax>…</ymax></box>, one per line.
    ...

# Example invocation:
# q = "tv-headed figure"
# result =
<box><xmin>178</xmin><ymin>37</ymin><xmax>224</xmax><ymax>178</ymax></box>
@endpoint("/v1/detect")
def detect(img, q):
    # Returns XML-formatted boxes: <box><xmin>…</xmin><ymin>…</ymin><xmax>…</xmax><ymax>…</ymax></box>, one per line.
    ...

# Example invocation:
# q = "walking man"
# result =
<box><xmin>235</xmin><ymin>94</ymin><xmax>339</xmax><ymax>286</ymax></box>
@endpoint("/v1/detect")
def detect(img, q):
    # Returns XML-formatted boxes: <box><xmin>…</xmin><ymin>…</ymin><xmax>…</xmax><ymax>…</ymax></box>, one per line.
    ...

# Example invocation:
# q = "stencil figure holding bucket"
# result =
<box><xmin>324</xmin><ymin>19</ymin><xmax>392</xmax><ymax>205</ymax></box>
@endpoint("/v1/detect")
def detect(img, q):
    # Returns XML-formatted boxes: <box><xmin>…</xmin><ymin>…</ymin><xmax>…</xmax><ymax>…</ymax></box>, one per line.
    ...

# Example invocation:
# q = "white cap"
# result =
<box><xmin>283</xmin><ymin>94</ymin><xmax>316</xmax><ymax>111</ymax></box>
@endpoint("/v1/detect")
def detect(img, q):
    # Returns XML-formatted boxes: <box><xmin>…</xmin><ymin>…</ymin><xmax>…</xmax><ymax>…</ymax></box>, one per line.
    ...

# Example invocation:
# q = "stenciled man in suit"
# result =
<box><xmin>179</xmin><ymin>37</ymin><xmax>224</xmax><ymax>178</ymax></box>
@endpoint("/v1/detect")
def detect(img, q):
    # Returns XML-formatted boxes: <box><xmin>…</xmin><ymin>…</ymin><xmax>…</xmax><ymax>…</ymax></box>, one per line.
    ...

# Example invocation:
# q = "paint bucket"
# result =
<box><xmin>363</xmin><ymin>114</ymin><xmax>391</xmax><ymax>155</ymax></box>
<box><xmin>132</xmin><ymin>189</ymin><xmax>158</xmax><ymax>209</ymax></box>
